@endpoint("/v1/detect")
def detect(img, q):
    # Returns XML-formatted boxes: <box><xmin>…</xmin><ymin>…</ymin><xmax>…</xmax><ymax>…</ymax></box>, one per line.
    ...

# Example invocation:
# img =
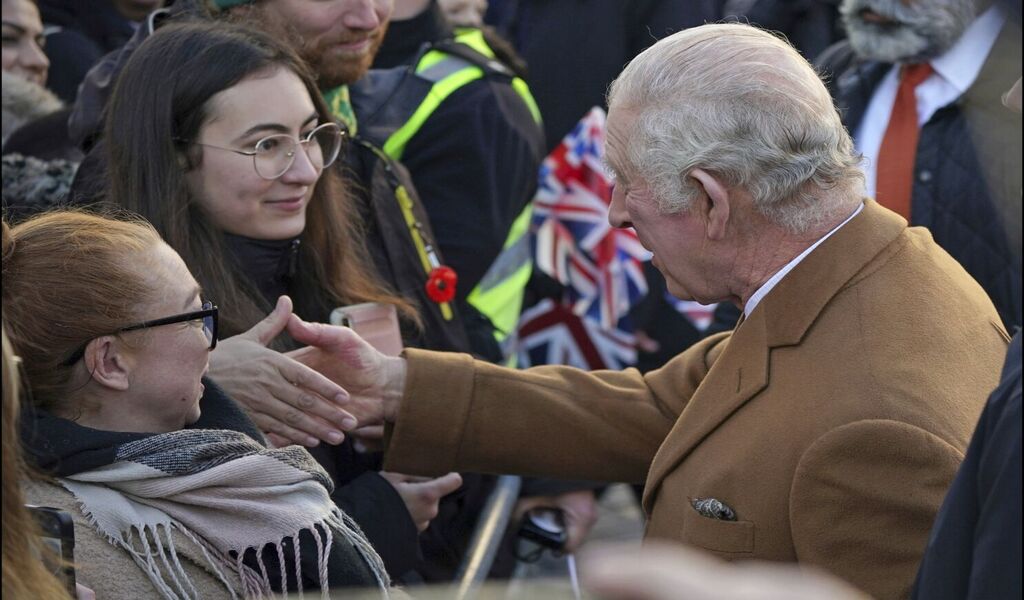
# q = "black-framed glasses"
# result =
<box><xmin>194</xmin><ymin>122</ymin><xmax>345</xmax><ymax>180</ymax></box>
<box><xmin>62</xmin><ymin>302</ymin><xmax>218</xmax><ymax>366</ymax></box>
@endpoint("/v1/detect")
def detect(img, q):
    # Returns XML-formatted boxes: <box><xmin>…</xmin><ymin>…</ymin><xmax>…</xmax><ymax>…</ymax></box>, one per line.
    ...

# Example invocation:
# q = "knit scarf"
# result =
<box><xmin>59</xmin><ymin>428</ymin><xmax>390</xmax><ymax>599</ymax></box>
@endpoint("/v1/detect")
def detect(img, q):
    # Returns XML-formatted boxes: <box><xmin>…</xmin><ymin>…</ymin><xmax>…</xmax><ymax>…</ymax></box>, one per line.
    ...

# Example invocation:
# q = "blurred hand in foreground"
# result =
<box><xmin>582</xmin><ymin>542</ymin><xmax>870</xmax><ymax>600</ymax></box>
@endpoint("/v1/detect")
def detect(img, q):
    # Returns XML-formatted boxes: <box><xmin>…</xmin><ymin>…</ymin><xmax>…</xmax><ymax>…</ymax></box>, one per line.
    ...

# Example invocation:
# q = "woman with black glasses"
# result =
<box><xmin>98</xmin><ymin>19</ymin><xmax>459</xmax><ymax>582</ymax></box>
<box><xmin>4</xmin><ymin>212</ymin><xmax>390</xmax><ymax>598</ymax></box>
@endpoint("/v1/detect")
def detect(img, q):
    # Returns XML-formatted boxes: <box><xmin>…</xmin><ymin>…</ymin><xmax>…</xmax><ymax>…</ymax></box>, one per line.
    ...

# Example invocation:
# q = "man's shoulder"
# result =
<box><xmin>755</xmin><ymin>219</ymin><xmax>1007</xmax><ymax>433</ymax></box>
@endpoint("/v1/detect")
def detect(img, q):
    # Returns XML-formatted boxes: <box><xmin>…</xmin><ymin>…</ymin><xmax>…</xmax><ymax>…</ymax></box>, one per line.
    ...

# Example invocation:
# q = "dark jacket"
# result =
<box><xmin>223</xmin><ymin>234</ymin><xmax>424</xmax><ymax>579</ymax></box>
<box><xmin>485</xmin><ymin>0</ymin><xmax>724</xmax><ymax>151</ymax></box>
<box><xmin>816</xmin><ymin>23</ymin><xmax>1023</xmax><ymax>329</ymax></box>
<box><xmin>39</xmin><ymin>0</ymin><xmax>139</xmax><ymax>103</ymax></box>
<box><xmin>912</xmin><ymin>331</ymin><xmax>1022</xmax><ymax>599</ymax></box>
<box><xmin>723</xmin><ymin>0</ymin><xmax>843</xmax><ymax>60</ymax></box>
<box><xmin>366</xmin><ymin>2</ymin><xmax>545</xmax><ymax>359</ymax></box>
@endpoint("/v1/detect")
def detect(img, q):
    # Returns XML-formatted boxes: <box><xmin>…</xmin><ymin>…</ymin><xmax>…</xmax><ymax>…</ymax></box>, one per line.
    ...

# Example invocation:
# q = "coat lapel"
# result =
<box><xmin>641</xmin><ymin>201</ymin><xmax>907</xmax><ymax>514</ymax></box>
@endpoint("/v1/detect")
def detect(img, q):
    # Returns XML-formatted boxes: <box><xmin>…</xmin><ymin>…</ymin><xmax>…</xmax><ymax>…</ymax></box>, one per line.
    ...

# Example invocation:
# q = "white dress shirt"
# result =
<box><xmin>855</xmin><ymin>5</ymin><xmax>1005</xmax><ymax>200</ymax></box>
<box><xmin>744</xmin><ymin>203</ymin><xmax>864</xmax><ymax>317</ymax></box>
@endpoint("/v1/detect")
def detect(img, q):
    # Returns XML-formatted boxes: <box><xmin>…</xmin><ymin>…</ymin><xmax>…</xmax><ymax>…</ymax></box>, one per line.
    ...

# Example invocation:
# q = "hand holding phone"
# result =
<box><xmin>27</xmin><ymin>505</ymin><xmax>77</xmax><ymax>596</ymax></box>
<box><xmin>329</xmin><ymin>302</ymin><xmax>403</xmax><ymax>357</ymax></box>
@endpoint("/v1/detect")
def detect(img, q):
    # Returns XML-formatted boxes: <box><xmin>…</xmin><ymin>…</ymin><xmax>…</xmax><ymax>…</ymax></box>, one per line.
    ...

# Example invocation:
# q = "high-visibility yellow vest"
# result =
<box><xmin>380</xmin><ymin>28</ymin><xmax>542</xmax><ymax>347</ymax></box>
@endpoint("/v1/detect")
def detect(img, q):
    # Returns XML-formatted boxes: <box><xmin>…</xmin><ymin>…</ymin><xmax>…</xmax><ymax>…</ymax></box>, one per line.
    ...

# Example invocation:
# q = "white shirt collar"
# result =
<box><xmin>928</xmin><ymin>5</ymin><xmax>1004</xmax><ymax>94</ymax></box>
<box><xmin>744</xmin><ymin>203</ymin><xmax>864</xmax><ymax>317</ymax></box>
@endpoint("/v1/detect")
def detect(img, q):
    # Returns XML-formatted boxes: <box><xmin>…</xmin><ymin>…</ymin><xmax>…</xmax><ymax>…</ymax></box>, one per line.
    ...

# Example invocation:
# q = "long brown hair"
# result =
<box><xmin>1</xmin><ymin>214</ymin><xmax>162</xmax><ymax>411</ymax></box>
<box><xmin>104</xmin><ymin>20</ymin><xmax>418</xmax><ymax>339</ymax></box>
<box><xmin>1</xmin><ymin>322</ymin><xmax>73</xmax><ymax>600</ymax></box>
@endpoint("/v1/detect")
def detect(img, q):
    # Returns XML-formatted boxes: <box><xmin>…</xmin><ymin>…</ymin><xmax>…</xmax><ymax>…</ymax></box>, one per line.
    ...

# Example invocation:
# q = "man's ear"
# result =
<box><xmin>82</xmin><ymin>337</ymin><xmax>133</xmax><ymax>391</ymax></box>
<box><xmin>689</xmin><ymin>168</ymin><xmax>730</xmax><ymax>241</ymax></box>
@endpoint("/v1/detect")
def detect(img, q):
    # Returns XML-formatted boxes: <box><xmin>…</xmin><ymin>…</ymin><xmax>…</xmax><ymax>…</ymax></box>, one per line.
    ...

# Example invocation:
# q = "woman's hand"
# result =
<box><xmin>582</xmin><ymin>542</ymin><xmax>870</xmax><ymax>600</ymax></box>
<box><xmin>209</xmin><ymin>296</ymin><xmax>358</xmax><ymax>448</ymax></box>
<box><xmin>379</xmin><ymin>471</ymin><xmax>464</xmax><ymax>532</ymax></box>
<box><xmin>514</xmin><ymin>489</ymin><xmax>599</xmax><ymax>552</ymax></box>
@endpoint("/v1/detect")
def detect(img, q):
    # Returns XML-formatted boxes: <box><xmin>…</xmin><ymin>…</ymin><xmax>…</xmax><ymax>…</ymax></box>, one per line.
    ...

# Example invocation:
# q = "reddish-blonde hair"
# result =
<box><xmin>2</xmin><ymin>323</ymin><xmax>72</xmax><ymax>599</ymax></box>
<box><xmin>1</xmin><ymin>212</ymin><xmax>163</xmax><ymax>411</ymax></box>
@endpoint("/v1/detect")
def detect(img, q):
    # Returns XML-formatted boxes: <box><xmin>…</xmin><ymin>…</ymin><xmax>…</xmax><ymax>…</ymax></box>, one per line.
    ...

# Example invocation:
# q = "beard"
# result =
<box><xmin>301</xmin><ymin>23</ymin><xmax>389</xmax><ymax>89</ymax></box>
<box><xmin>839</xmin><ymin>0</ymin><xmax>977</xmax><ymax>63</ymax></box>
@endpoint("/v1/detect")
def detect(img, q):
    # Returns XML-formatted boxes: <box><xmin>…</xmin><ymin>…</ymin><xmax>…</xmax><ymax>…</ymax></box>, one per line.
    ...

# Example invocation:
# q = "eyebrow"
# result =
<box><xmin>1</xmin><ymin>21</ymin><xmax>27</xmax><ymax>34</ymax></box>
<box><xmin>233</xmin><ymin>112</ymin><xmax>320</xmax><ymax>143</ymax></box>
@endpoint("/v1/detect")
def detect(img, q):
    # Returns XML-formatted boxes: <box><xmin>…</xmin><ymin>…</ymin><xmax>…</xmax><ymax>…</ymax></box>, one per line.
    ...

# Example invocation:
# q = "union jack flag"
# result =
<box><xmin>513</xmin><ymin>108</ymin><xmax>651</xmax><ymax>370</ymax></box>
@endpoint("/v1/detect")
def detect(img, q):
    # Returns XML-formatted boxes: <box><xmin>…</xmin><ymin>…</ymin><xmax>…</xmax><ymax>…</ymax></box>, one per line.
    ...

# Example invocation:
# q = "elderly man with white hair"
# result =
<box><xmin>284</xmin><ymin>23</ymin><xmax>1010</xmax><ymax>599</ymax></box>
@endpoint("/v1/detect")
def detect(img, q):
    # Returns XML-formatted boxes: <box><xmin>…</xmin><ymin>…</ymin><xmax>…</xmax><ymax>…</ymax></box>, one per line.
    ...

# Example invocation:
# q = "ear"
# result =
<box><xmin>82</xmin><ymin>336</ymin><xmax>133</xmax><ymax>391</ymax></box>
<box><xmin>689</xmin><ymin>168</ymin><xmax>731</xmax><ymax>241</ymax></box>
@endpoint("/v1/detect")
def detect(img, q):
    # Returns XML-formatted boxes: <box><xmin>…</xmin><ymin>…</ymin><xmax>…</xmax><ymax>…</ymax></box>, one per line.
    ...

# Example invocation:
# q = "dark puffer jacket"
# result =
<box><xmin>816</xmin><ymin>22</ymin><xmax>1022</xmax><ymax>329</ymax></box>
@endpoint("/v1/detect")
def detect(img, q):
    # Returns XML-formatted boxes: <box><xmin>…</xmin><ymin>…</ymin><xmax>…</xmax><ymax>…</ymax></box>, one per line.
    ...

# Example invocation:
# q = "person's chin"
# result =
<box><xmin>664</xmin><ymin>279</ymin><xmax>693</xmax><ymax>302</ymax></box>
<box><xmin>845</xmin><ymin>20</ymin><xmax>933</xmax><ymax>63</ymax></box>
<box><xmin>265</xmin><ymin>220</ymin><xmax>306</xmax><ymax>241</ymax></box>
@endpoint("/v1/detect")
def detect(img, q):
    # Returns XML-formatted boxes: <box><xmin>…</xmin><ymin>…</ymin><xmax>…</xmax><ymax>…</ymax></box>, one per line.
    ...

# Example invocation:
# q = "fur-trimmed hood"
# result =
<box><xmin>2</xmin><ymin>71</ymin><xmax>63</xmax><ymax>145</ymax></box>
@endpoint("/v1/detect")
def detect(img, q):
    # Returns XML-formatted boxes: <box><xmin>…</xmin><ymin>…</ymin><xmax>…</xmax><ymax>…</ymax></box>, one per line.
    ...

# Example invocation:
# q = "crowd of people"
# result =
<box><xmin>1</xmin><ymin>0</ymin><xmax>1020</xmax><ymax>599</ymax></box>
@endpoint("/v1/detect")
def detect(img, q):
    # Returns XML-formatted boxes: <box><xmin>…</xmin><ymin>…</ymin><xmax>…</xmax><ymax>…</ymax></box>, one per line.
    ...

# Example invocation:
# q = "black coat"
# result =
<box><xmin>485</xmin><ymin>0</ymin><xmax>724</xmax><ymax>151</ymax></box>
<box><xmin>816</xmin><ymin>23</ymin><xmax>1023</xmax><ymax>329</ymax></box>
<box><xmin>364</xmin><ymin>2</ymin><xmax>545</xmax><ymax>360</ymax></box>
<box><xmin>39</xmin><ymin>0</ymin><xmax>138</xmax><ymax>103</ymax></box>
<box><xmin>912</xmin><ymin>331</ymin><xmax>1022</xmax><ymax>599</ymax></box>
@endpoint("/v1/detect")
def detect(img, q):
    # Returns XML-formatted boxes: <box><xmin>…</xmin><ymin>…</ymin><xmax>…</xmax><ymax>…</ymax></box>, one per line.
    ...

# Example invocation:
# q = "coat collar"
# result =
<box><xmin>641</xmin><ymin>201</ymin><xmax>907</xmax><ymax>513</ymax></box>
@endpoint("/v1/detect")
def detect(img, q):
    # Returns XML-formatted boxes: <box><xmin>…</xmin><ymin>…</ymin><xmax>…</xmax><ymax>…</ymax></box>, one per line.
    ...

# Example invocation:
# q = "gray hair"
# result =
<box><xmin>608</xmin><ymin>24</ymin><xmax>864</xmax><ymax>233</ymax></box>
<box><xmin>840</xmin><ymin>0</ymin><xmax>977</xmax><ymax>63</ymax></box>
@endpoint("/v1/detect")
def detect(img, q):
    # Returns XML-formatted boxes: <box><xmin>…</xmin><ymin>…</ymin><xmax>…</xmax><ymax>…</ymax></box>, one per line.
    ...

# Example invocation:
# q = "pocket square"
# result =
<box><xmin>691</xmin><ymin>497</ymin><xmax>737</xmax><ymax>521</ymax></box>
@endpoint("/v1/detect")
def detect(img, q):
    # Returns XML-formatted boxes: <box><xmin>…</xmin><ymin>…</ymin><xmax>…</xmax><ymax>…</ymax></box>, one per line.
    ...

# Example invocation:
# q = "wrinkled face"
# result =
<box><xmin>186</xmin><ymin>67</ymin><xmax>323</xmax><ymax>241</ymax></box>
<box><xmin>258</xmin><ymin>0</ymin><xmax>394</xmax><ymax>88</ymax></box>
<box><xmin>1</xmin><ymin>0</ymin><xmax>49</xmax><ymax>86</ymax></box>
<box><xmin>605</xmin><ymin>107</ymin><xmax>719</xmax><ymax>304</ymax></box>
<box><xmin>840</xmin><ymin>0</ymin><xmax>977</xmax><ymax>62</ymax></box>
<box><xmin>124</xmin><ymin>242</ymin><xmax>211</xmax><ymax>431</ymax></box>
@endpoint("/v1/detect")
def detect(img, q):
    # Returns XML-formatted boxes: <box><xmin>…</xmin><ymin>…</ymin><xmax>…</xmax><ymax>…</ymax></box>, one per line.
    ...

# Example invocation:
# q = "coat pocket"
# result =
<box><xmin>682</xmin><ymin>503</ymin><xmax>755</xmax><ymax>554</ymax></box>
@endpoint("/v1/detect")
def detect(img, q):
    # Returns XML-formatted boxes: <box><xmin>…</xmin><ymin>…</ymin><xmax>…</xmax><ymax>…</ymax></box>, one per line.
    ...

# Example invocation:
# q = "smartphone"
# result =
<box><xmin>329</xmin><ymin>302</ymin><xmax>403</xmax><ymax>357</ymax></box>
<box><xmin>27</xmin><ymin>505</ymin><xmax>77</xmax><ymax>595</ymax></box>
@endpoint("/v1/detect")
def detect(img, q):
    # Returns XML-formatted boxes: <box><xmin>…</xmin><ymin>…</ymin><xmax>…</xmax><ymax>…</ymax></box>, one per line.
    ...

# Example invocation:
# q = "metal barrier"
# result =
<box><xmin>454</xmin><ymin>474</ymin><xmax>523</xmax><ymax>599</ymax></box>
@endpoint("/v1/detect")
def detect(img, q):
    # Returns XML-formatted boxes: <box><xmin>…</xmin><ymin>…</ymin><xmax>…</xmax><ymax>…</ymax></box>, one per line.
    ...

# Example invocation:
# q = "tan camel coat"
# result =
<box><xmin>384</xmin><ymin>200</ymin><xmax>1010</xmax><ymax>599</ymax></box>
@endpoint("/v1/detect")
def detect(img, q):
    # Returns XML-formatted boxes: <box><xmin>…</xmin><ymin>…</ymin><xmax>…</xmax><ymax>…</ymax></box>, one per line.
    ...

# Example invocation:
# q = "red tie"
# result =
<box><xmin>875</xmin><ymin>63</ymin><xmax>934</xmax><ymax>220</ymax></box>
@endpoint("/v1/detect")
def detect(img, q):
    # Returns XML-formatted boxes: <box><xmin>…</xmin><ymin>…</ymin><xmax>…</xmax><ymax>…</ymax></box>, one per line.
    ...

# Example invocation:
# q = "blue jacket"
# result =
<box><xmin>912</xmin><ymin>331</ymin><xmax>1022</xmax><ymax>599</ymax></box>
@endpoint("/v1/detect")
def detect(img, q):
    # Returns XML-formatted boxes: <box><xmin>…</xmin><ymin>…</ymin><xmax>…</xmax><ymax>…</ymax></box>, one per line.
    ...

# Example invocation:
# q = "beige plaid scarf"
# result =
<box><xmin>60</xmin><ymin>429</ymin><xmax>390</xmax><ymax>599</ymax></box>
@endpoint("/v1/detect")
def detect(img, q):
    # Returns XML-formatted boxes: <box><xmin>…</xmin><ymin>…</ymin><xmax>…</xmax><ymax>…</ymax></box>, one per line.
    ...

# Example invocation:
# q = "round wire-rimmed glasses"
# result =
<box><xmin>62</xmin><ymin>301</ymin><xmax>219</xmax><ymax>366</ymax></box>
<box><xmin>195</xmin><ymin>122</ymin><xmax>345</xmax><ymax>180</ymax></box>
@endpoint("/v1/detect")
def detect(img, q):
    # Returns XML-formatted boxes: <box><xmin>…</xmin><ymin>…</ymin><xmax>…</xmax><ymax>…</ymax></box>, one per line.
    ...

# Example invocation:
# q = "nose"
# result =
<box><xmin>22</xmin><ymin>39</ymin><xmax>50</xmax><ymax>82</ymax></box>
<box><xmin>608</xmin><ymin>182</ymin><xmax>632</xmax><ymax>229</ymax></box>
<box><xmin>342</xmin><ymin>0</ymin><xmax>385</xmax><ymax>30</ymax></box>
<box><xmin>280</xmin><ymin>144</ymin><xmax>322</xmax><ymax>186</ymax></box>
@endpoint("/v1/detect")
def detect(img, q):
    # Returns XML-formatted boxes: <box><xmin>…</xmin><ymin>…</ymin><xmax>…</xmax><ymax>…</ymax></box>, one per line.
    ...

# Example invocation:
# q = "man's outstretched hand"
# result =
<box><xmin>286</xmin><ymin>314</ymin><xmax>408</xmax><ymax>429</ymax></box>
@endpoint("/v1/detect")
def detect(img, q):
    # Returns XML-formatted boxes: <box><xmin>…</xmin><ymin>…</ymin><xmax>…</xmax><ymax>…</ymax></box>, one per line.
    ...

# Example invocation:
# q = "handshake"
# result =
<box><xmin>206</xmin><ymin>296</ymin><xmax>408</xmax><ymax>449</ymax></box>
<box><xmin>283</xmin><ymin>312</ymin><xmax>409</xmax><ymax>440</ymax></box>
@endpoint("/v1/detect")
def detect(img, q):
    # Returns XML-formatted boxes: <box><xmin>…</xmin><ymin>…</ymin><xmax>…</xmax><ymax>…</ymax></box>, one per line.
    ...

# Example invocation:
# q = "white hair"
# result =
<box><xmin>608</xmin><ymin>24</ymin><xmax>864</xmax><ymax>233</ymax></box>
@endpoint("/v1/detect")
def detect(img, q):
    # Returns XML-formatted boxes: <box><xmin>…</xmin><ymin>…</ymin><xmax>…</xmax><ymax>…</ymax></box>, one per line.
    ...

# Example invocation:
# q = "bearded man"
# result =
<box><xmin>817</xmin><ymin>0</ymin><xmax>1022</xmax><ymax>328</ymax></box>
